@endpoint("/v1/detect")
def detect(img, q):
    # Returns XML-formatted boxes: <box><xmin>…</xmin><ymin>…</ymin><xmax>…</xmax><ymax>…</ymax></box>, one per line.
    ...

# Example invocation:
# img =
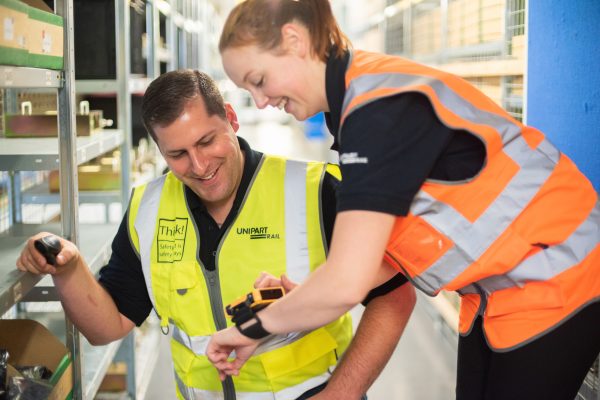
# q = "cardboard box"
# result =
<box><xmin>0</xmin><ymin>0</ymin><xmax>29</xmax><ymax>66</ymax></box>
<box><xmin>98</xmin><ymin>362</ymin><xmax>127</xmax><ymax>392</ymax></box>
<box><xmin>22</xmin><ymin>0</ymin><xmax>64</xmax><ymax>69</ymax></box>
<box><xmin>0</xmin><ymin>319</ymin><xmax>72</xmax><ymax>400</ymax></box>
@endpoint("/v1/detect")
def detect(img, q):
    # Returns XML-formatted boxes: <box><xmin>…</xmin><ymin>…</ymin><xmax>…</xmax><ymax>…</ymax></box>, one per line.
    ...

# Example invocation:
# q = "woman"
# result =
<box><xmin>208</xmin><ymin>1</ymin><xmax>600</xmax><ymax>398</ymax></box>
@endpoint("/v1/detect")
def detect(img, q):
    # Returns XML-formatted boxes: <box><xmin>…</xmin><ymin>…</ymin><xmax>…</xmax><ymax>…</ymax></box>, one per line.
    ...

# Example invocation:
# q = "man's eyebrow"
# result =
<box><xmin>195</xmin><ymin>129</ymin><xmax>216</xmax><ymax>144</ymax></box>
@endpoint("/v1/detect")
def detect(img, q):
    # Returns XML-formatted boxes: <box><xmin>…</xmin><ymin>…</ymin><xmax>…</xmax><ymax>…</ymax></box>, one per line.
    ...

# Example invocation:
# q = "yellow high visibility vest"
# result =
<box><xmin>128</xmin><ymin>155</ymin><xmax>352</xmax><ymax>400</ymax></box>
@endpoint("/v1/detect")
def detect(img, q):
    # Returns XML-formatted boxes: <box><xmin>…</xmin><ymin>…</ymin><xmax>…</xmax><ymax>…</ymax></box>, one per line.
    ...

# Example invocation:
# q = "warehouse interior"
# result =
<box><xmin>0</xmin><ymin>0</ymin><xmax>598</xmax><ymax>399</ymax></box>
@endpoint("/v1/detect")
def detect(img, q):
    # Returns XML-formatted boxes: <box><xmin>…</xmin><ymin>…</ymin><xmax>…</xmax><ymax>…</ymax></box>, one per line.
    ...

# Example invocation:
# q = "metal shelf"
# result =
<box><xmin>0</xmin><ymin>129</ymin><xmax>124</xmax><ymax>171</ymax></box>
<box><xmin>0</xmin><ymin>66</ymin><xmax>62</xmax><ymax>88</ymax></box>
<box><xmin>21</xmin><ymin>181</ymin><xmax>121</xmax><ymax>205</ymax></box>
<box><xmin>135</xmin><ymin>325</ymin><xmax>162</xmax><ymax>398</ymax></box>
<box><xmin>0</xmin><ymin>222</ymin><xmax>118</xmax><ymax>315</ymax></box>
<box><xmin>75</xmin><ymin>77</ymin><xmax>151</xmax><ymax>95</ymax></box>
<box><xmin>84</xmin><ymin>338</ymin><xmax>123</xmax><ymax>399</ymax></box>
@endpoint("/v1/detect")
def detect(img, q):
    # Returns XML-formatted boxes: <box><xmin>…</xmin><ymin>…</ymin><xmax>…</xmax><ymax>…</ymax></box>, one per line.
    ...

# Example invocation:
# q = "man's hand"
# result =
<box><xmin>16</xmin><ymin>232</ymin><xmax>80</xmax><ymax>275</ymax></box>
<box><xmin>207</xmin><ymin>326</ymin><xmax>261</xmax><ymax>380</ymax></box>
<box><xmin>254</xmin><ymin>272</ymin><xmax>297</xmax><ymax>292</ymax></box>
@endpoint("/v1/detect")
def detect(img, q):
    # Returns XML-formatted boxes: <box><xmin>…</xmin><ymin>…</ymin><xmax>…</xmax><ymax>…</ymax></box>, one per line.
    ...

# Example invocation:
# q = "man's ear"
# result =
<box><xmin>280</xmin><ymin>22</ymin><xmax>309</xmax><ymax>58</ymax></box>
<box><xmin>225</xmin><ymin>103</ymin><xmax>239</xmax><ymax>132</ymax></box>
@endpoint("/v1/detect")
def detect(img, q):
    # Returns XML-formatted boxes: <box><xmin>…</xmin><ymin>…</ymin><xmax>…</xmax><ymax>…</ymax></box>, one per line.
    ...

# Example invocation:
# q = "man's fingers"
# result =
<box><xmin>280</xmin><ymin>274</ymin><xmax>298</xmax><ymax>292</ymax></box>
<box><xmin>254</xmin><ymin>271</ymin><xmax>280</xmax><ymax>288</ymax></box>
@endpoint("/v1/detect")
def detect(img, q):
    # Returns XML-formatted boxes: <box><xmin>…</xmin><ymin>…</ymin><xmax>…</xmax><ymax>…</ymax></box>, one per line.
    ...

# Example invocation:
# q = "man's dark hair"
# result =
<box><xmin>141</xmin><ymin>70</ymin><xmax>227</xmax><ymax>142</ymax></box>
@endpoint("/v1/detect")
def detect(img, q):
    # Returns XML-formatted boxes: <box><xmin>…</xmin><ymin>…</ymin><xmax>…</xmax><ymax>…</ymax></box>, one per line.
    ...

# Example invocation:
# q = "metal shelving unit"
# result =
<box><xmin>1</xmin><ymin>1</ymin><xmax>226</xmax><ymax>398</ymax></box>
<box><xmin>0</xmin><ymin>0</ymin><xmax>129</xmax><ymax>397</ymax></box>
<box><xmin>0</xmin><ymin>66</ymin><xmax>62</xmax><ymax>88</ymax></box>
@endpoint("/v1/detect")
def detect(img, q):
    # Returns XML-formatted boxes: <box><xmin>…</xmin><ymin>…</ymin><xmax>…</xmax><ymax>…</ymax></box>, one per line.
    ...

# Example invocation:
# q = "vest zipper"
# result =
<box><xmin>202</xmin><ymin>269</ymin><xmax>236</xmax><ymax>400</ymax></box>
<box><xmin>199</xmin><ymin>158</ymin><xmax>262</xmax><ymax>400</ymax></box>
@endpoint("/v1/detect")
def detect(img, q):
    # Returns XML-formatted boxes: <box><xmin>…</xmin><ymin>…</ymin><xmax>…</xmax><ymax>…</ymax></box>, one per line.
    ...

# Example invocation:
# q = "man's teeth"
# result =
<box><xmin>199</xmin><ymin>171</ymin><xmax>216</xmax><ymax>180</ymax></box>
<box><xmin>277</xmin><ymin>98</ymin><xmax>288</xmax><ymax>110</ymax></box>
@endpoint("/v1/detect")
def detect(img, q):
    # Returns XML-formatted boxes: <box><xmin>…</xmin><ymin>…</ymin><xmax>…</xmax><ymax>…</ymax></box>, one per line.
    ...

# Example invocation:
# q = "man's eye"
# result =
<box><xmin>255</xmin><ymin>78</ymin><xmax>264</xmax><ymax>88</ymax></box>
<box><xmin>170</xmin><ymin>153</ymin><xmax>184</xmax><ymax>159</ymax></box>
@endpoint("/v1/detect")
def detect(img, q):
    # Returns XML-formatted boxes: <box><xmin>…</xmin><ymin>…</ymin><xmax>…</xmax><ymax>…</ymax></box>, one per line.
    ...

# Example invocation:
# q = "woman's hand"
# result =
<box><xmin>206</xmin><ymin>327</ymin><xmax>261</xmax><ymax>380</ymax></box>
<box><xmin>254</xmin><ymin>271</ymin><xmax>298</xmax><ymax>292</ymax></box>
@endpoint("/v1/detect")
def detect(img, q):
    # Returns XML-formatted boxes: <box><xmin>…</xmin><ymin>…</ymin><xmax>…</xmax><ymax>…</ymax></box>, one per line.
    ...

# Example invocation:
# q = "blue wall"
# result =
<box><xmin>527</xmin><ymin>1</ymin><xmax>600</xmax><ymax>190</ymax></box>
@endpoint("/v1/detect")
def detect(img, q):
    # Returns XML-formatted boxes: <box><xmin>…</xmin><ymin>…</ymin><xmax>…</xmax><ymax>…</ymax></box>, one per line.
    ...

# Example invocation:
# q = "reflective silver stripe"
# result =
<box><xmin>342</xmin><ymin>67</ymin><xmax>567</xmax><ymax>294</ymax></box>
<box><xmin>411</xmin><ymin>137</ymin><xmax>559</xmax><ymax>294</ymax></box>
<box><xmin>284</xmin><ymin>160</ymin><xmax>310</xmax><ymax>282</ymax></box>
<box><xmin>342</xmin><ymin>71</ymin><xmax>521</xmax><ymax>146</ymax></box>
<box><xmin>468</xmin><ymin>202</ymin><xmax>600</xmax><ymax>294</ymax></box>
<box><xmin>254</xmin><ymin>331</ymin><xmax>310</xmax><ymax>355</ymax></box>
<box><xmin>174</xmin><ymin>369</ymin><xmax>331</xmax><ymax>400</ymax></box>
<box><xmin>273</xmin><ymin>372</ymin><xmax>330</xmax><ymax>400</ymax></box>
<box><xmin>172</xmin><ymin>325</ymin><xmax>211</xmax><ymax>355</ymax></box>
<box><xmin>134</xmin><ymin>175</ymin><xmax>167</xmax><ymax>309</ymax></box>
<box><xmin>172</xmin><ymin>325</ymin><xmax>310</xmax><ymax>357</ymax></box>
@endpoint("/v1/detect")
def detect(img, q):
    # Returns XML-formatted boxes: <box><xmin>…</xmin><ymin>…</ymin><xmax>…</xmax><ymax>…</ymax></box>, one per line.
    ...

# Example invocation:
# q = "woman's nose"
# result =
<box><xmin>252</xmin><ymin>92</ymin><xmax>269</xmax><ymax>109</ymax></box>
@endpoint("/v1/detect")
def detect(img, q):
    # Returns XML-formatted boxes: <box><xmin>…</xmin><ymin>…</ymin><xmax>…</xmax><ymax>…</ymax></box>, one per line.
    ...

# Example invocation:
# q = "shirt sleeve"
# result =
<box><xmin>98</xmin><ymin>211</ymin><xmax>153</xmax><ymax>326</ymax></box>
<box><xmin>336</xmin><ymin>92</ymin><xmax>455</xmax><ymax>216</ymax></box>
<box><xmin>362</xmin><ymin>273</ymin><xmax>409</xmax><ymax>306</ymax></box>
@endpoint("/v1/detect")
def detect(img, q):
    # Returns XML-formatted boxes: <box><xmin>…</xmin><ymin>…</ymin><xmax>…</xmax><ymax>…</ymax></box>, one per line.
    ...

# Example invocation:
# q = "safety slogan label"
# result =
<box><xmin>157</xmin><ymin>218</ymin><xmax>188</xmax><ymax>263</ymax></box>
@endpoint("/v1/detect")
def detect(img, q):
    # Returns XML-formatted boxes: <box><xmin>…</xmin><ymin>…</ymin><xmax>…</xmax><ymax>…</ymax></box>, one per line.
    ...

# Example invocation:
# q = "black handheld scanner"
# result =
<box><xmin>34</xmin><ymin>235</ymin><xmax>62</xmax><ymax>265</ymax></box>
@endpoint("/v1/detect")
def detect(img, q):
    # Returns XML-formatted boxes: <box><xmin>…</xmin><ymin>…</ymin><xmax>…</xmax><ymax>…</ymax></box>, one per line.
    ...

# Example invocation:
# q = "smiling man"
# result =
<box><xmin>16</xmin><ymin>70</ymin><xmax>415</xmax><ymax>400</ymax></box>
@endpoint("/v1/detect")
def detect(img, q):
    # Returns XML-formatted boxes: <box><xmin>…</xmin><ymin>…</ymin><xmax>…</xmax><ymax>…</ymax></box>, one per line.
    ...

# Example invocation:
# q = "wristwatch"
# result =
<box><xmin>230</xmin><ymin>302</ymin><xmax>271</xmax><ymax>339</ymax></box>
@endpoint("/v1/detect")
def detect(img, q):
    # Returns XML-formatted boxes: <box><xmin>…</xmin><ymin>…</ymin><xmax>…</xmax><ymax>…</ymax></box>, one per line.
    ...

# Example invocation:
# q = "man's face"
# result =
<box><xmin>153</xmin><ymin>98</ymin><xmax>244</xmax><ymax>215</ymax></box>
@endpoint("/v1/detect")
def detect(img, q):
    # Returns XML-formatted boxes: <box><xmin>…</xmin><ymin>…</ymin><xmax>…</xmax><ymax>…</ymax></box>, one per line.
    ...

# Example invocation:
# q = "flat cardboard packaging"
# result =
<box><xmin>0</xmin><ymin>0</ymin><xmax>29</xmax><ymax>66</ymax></box>
<box><xmin>21</xmin><ymin>0</ymin><xmax>64</xmax><ymax>69</ymax></box>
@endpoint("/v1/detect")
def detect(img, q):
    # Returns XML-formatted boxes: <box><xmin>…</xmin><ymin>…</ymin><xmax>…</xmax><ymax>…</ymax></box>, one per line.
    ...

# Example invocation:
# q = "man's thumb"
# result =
<box><xmin>280</xmin><ymin>274</ymin><xmax>298</xmax><ymax>292</ymax></box>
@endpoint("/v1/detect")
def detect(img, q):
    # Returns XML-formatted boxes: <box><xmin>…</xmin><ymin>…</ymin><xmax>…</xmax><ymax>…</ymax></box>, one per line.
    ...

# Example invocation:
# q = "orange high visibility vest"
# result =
<box><xmin>339</xmin><ymin>50</ymin><xmax>600</xmax><ymax>351</ymax></box>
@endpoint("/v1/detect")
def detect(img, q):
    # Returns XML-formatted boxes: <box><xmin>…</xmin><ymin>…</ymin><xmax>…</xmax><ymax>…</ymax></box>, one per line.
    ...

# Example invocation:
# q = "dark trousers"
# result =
<box><xmin>456</xmin><ymin>301</ymin><xmax>600</xmax><ymax>400</ymax></box>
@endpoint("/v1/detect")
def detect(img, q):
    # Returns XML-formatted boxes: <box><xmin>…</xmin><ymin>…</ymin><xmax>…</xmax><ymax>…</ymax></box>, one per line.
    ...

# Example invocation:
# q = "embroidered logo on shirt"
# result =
<box><xmin>340</xmin><ymin>152</ymin><xmax>369</xmax><ymax>165</ymax></box>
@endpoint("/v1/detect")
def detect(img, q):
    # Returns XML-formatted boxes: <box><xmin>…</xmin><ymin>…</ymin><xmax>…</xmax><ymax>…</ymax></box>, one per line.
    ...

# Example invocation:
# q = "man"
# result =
<box><xmin>16</xmin><ymin>70</ymin><xmax>415</xmax><ymax>399</ymax></box>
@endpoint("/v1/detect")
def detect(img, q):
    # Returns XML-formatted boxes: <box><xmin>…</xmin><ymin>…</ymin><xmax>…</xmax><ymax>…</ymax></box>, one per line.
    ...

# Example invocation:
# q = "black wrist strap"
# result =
<box><xmin>235</xmin><ymin>313</ymin><xmax>271</xmax><ymax>339</ymax></box>
<box><xmin>231</xmin><ymin>303</ymin><xmax>271</xmax><ymax>339</ymax></box>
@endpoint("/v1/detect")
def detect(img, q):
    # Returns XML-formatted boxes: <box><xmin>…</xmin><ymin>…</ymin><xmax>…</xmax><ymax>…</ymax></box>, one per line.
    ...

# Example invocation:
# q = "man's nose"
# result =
<box><xmin>189</xmin><ymin>150</ymin><xmax>209</xmax><ymax>175</ymax></box>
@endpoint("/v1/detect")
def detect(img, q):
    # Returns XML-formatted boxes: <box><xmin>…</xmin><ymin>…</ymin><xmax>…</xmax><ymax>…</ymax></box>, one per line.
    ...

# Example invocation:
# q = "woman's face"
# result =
<box><xmin>222</xmin><ymin>42</ymin><xmax>328</xmax><ymax>121</ymax></box>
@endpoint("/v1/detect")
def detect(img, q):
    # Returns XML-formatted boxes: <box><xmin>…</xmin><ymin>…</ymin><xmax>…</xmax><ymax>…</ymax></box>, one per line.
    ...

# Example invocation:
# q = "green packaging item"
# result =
<box><xmin>26</xmin><ymin>4</ymin><xmax>64</xmax><ymax>69</ymax></box>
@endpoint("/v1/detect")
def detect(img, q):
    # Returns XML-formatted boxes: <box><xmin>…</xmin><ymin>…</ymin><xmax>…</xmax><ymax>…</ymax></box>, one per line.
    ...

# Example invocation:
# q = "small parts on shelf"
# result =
<box><xmin>48</xmin><ymin>151</ymin><xmax>122</xmax><ymax>192</ymax></box>
<box><xmin>4</xmin><ymin>101</ymin><xmax>112</xmax><ymax>138</ymax></box>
